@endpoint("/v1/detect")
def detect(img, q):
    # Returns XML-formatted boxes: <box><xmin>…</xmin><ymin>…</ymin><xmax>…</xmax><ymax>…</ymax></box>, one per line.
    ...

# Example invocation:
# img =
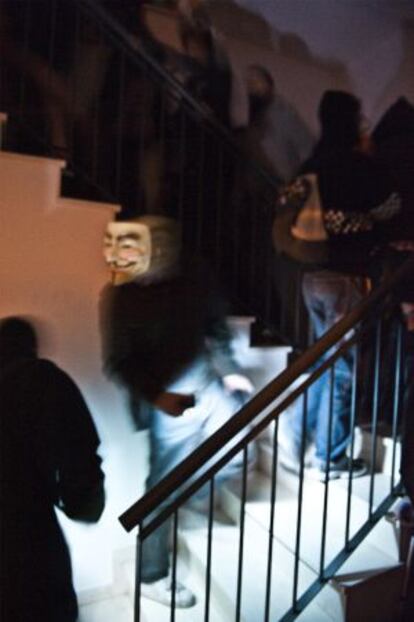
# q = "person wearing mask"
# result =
<box><xmin>100</xmin><ymin>215</ymin><xmax>254</xmax><ymax>607</ymax></box>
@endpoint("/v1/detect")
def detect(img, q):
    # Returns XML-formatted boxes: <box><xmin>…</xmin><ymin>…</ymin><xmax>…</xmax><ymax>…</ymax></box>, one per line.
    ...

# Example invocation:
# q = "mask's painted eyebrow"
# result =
<box><xmin>104</xmin><ymin>232</ymin><xmax>141</xmax><ymax>241</ymax></box>
<box><xmin>117</xmin><ymin>233</ymin><xmax>141</xmax><ymax>242</ymax></box>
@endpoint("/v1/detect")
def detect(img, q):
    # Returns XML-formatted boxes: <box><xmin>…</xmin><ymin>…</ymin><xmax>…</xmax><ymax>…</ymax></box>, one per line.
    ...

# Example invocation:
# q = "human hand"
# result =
<box><xmin>222</xmin><ymin>374</ymin><xmax>254</xmax><ymax>395</ymax></box>
<box><xmin>153</xmin><ymin>392</ymin><xmax>195</xmax><ymax>417</ymax></box>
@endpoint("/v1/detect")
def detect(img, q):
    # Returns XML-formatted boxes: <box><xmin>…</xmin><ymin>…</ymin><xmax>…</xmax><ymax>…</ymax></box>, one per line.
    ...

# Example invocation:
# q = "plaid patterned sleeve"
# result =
<box><xmin>324</xmin><ymin>210</ymin><xmax>373</xmax><ymax>235</ymax></box>
<box><xmin>325</xmin><ymin>192</ymin><xmax>401</xmax><ymax>235</ymax></box>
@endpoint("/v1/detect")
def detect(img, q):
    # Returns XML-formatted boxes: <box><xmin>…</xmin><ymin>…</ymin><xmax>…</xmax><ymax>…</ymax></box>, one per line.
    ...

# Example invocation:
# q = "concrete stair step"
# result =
<box><xmin>221</xmin><ymin>468</ymin><xmax>397</xmax><ymax>570</ymax></box>
<box><xmin>78</xmin><ymin>594</ymin><xmax>133</xmax><ymax>622</ymax></box>
<box><xmin>120</xmin><ymin>518</ymin><xmax>230</xmax><ymax>622</ymax></box>
<box><xmin>258</xmin><ymin>436</ymin><xmax>401</xmax><ymax>560</ymax></box>
<box><xmin>178</xmin><ymin>509</ymin><xmax>336</xmax><ymax>622</ymax></box>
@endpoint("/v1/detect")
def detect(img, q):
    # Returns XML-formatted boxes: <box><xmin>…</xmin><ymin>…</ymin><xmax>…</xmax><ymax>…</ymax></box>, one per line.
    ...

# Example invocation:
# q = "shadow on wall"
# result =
<box><xmin>204</xmin><ymin>0</ymin><xmax>352</xmax><ymax>134</ymax></box>
<box><xmin>372</xmin><ymin>18</ymin><xmax>414</xmax><ymax>122</ymax></box>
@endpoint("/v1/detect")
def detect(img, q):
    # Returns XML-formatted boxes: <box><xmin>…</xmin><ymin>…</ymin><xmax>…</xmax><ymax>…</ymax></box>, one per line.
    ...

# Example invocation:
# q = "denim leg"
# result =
<box><xmin>202</xmin><ymin>384</ymin><xmax>254</xmax><ymax>478</ymax></box>
<box><xmin>302</xmin><ymin>272</ymin><xmax>365</xmax><ymax>463</ymax></box>
<box><xmin>140</xmin><ymin>379</ymin><xmax>248</xmax><ymax>582</ymax></box>
<box><xmin>401</xmin><ymin>345</ymin><xmax>414</xmax><ymax>504</ymax></box>
<box><xmin>140</xmin><ymin>405</ymin><xmax>205</xmax><ymax>582</ymax></box>
<box><xmin>286</xmin><ymin>277</ymin><xmax>332</xmax><ymax>455</ymax></box>
<box><xmin>287</xmin><ymin>374</ymin><xmax>323</xmax><ymax>457</ymax></box>
<box><xmin>313</xmin><ymin>363</ymin><xmax>353</xmax><ymax>462</ymax></box>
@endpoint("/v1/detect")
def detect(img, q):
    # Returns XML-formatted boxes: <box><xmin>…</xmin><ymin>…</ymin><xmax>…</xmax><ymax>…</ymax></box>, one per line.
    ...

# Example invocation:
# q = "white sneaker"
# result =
<box><xmin>140</xmin><ymin>577</ymin><xmax>196</xmax><ymax>608</ymax></box>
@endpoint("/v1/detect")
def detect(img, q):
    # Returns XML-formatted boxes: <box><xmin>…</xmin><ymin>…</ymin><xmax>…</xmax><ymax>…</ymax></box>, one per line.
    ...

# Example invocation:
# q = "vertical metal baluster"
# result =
<box><xmin>47</xmin><ymin>0</ymin><xmax>57</xmax><ymax>150</ymax></box>
<box><xmin>115</xmin><ymin>51</ymin><xmax>126</xmax><ymax>198</ymax></box>
<box><xmin>19</xmin><ymin>2</ymin><xmax>33</xmax><ymax>129</ymax></box>
<box><xmin>369</xmin><ymin>319</ymin><xmax>382</xmax><ymax>518</ymax></box>
<box><xmin>138</xmin><ymin>68</ymin><xmax>148</xmax><ymax>213</ymax></box>
<box><xmin>279</xmin><ymin>258</ymin><xmax>288</xmax><ymax>342</ymax></box>
<box><xmin>263</xmin><ymin>206</ymin><xmax>275</xmax><ymax>328</ymax></box>
<box><xmin>170</xmin><ymin>511</ymin><xmax>178</xmax><ymax>622</ymax></box>
<box><xmin>294</xmin><ymin>270</ymin><xmax>303</xmax><ymax>351</ymax></box>
<box><xmin>345</xmin><ymin>342</ymin><xmax>359</xmax><ymax>547</ymax></box>
<box><xmin>248</xmin><ymin>194</ymin><xmax>259</xmax><ymax>312</ymax></box>
<box><xmin>69</xmin><ymin>3</ymin><xmax>80</xmax><ymax>171</ymax></box>
<box><xmin>204</xmin><ymin>478</ymin><xmax>215</xmax><ymax>622</ymax></box>
<box><xmin>235</xmin><ymin>445</ymin><xmax>249</xmax><ymax>622</ymax></box>
<box><xmin>320</xmin><ymin>366</ymin><xmax>334</xmax><ymax>577</ymax></box>
<box><xmin>292</xmin><ymin>390</ymin><xmax>308</xmax><ymax>610</ymax></box>
<box><xmin>264</xmin><ymin>418</ymin><xmax>279</xmax><ymax>622</ymax></box>
<box><xmin>91</xmin><ymin>25</ymin><xmax>103</xmax><ymax>184</ymax></box>
<box><xmin>134</xmin><ymin>525</ymin><xmax>143</xmax><ymax>622</ymax></box>
<box><xmin>158</xmin><ymin>85</ymin><xmax>166</xmax><ymax>213</ymax></box>
<box><xmin>214</xmin><ymin>141</ymin><xmax>224</xmax><ymax>273</ymax></box>
<box><xmin>48</xmin><ymin>2</ymin><xmax>57</xmax><ymax>66</ymax></box>
<box><xmin>196</xmin><ymin>127</ymin><xmax>205</xmax><ymax>250</ymax></box>
<box><xmin>18</xmin><ymin>0</ymin><xmax>32</xmax><ymax>119</ymax></box>
<box><xmin>177</xmin><ymin>108</ymin><xmax>186</xmax><ymax>222</ymax></box>
<box><xmin>231</xmin><ymin>152</ymin><xmax>242</xmax><ymax>304</ymax></box>
<box><xmin>391</xmin><ymin>320</ymin><xmax>403</xmax><ymax>491</ymax></box>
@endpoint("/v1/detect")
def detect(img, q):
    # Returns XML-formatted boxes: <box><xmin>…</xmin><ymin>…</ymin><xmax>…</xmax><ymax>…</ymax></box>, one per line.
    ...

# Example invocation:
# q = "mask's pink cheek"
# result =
<box><xmin>119</xmin><ymin>248</ymin><xmax>141</xmax><ymax>260</ymax></box>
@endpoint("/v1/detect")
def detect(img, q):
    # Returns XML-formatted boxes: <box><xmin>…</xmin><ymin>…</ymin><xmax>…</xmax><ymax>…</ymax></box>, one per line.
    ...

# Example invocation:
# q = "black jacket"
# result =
<box><xmin>0</xmin><ymin>357</ymin><xmax>105</xmax><ymax>622</ymax></box>
<box><xmin>100</xmin><ymin>262</ymin><xmax>238</xmax><ymax>407</ymax></box>
<box><xmin>301</xmin><ymin>147</ymin><xmax>400</xmax><ymax>274</ymax></box>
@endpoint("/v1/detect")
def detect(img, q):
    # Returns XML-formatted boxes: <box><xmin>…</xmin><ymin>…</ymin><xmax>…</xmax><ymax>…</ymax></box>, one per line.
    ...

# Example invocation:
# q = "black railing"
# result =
<box><xmin>119</xmin><ymin>256</ymin><xmax>413</xmax><ymax>621</ymax></box>
<box><xmin>0</xmin><ymin>0</ymin><xmax>308</xmax><ymax>347</ymax></box>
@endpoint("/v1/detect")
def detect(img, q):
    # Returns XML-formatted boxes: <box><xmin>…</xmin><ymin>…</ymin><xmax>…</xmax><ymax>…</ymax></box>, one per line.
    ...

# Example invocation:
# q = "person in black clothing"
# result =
<box><xmin>100</xmin><ymin>215</ymin><xmax>253</xmax><ymax>608</ymax></box>
<box><xmin>278</xmin><ymin>90</ymin><xmax>401</xmax><ymax>480</ymax></box>
<box><xmin>0</xmin><ymin>316</ymin><xmax>105</xmax><ymax>622</ymax></box>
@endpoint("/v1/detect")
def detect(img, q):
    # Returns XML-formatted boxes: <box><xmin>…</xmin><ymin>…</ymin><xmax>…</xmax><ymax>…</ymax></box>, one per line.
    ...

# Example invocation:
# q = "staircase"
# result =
<box><xmin>97</xmin><ymin>426</ymin><xmax>403</xmax><ymax>622</ymax></box>
<box><xmin>1</xmin><ymin>117</ymin><xmax>407</xmax><ymax>622</ymax></box>
<box><xmin>1</xmin><ymin>3</ymin><xmax>411</xmax><ymax>621</ymax></box>
<box><xmin>1</xmin><ymin>101</ymin><xmax>408</xmax><ymax>622</ymax></box>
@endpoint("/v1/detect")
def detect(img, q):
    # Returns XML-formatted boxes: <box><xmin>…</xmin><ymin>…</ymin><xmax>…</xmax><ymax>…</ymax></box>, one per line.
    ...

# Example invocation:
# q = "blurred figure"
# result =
<box><xmin>100</xmin><ymin>215</ymin><xmax>253</xmax><ymax>608</ymax></box>
<box><xmin>392</xmin><ymin>243</ymin><xmax>414</xmax><ymax>506</ymax></box>
<box><xmin>178</xmin><ymin>19</ymin><xmax>232</xmax><ymax>125</ymax></box>
<box><xmin>0</xmin><ymin>316</ymin><xmax>105</xmax><ymax>622</ymax></box>
<box><xmin>277</xmin><ymin>90</ymin><xmax>401</xmax><ymax>480</ymax></box>
<box><xmin>237</xmin><ymin>64</ymin><xmax>314</xmax><ymax>182</ymax></box>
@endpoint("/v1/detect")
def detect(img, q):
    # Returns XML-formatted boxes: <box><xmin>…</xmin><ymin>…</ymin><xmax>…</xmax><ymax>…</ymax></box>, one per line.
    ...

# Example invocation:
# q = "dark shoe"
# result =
<box><xmin>308</xmin><ymin>456</ymin><xmax>368</xmax><ymax>482</ymax></box>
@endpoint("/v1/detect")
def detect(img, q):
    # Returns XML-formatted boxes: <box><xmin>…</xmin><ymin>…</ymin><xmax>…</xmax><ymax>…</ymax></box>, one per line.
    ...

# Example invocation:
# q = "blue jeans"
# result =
<box><xmin>140</xmin><ymin>376</ymin><xmax>250</xmax><ymax>583</ymax></box>
<box><xmin>289</xmin><ymin>271</ymin><xmax>367</xmax><ymax>464</ymax></box>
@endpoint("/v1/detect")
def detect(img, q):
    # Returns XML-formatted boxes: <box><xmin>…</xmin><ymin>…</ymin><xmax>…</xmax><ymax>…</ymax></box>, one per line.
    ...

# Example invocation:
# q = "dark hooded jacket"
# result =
<box><xmin>0</xmin><ymin>319</ymin><xmax>105</xmax><ymax>622</ymax></box>
<box><xmin>301</xmin><ymin>91</ymin><xmax>400</xmax><ymax>274</ymax></box>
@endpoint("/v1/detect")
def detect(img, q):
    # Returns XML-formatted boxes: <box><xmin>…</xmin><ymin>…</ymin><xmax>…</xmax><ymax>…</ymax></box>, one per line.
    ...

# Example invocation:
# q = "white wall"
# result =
<box><xmin>207</xmin><ymin>0</ymin><xmax>414</xmax><ymax>132</ymax></box>
<box><xmin>0</xmin><ymin>151</ymin><xmax>147</xmax><ymax>592</ymax></box>
<box><xmin>0</xmin><ymin>151</ymin><xmax>288</xmax><ymax>596</ymax></box>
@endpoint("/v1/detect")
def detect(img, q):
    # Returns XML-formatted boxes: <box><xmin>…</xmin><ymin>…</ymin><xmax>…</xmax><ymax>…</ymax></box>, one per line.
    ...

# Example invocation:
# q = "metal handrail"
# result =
<box><xmin>126</xmin><ymin>329</ymin><xmax>362</xmax><ymax>541</ymax></box>
<box><xmin>77</xmin><ymin>0</ymin><xmax>281</xmax><ymax>192</ymax></box>
<box><xmin>119</xmin><ymin>254</ymin><xmax>414</xmax><ymax>532</ymax></box>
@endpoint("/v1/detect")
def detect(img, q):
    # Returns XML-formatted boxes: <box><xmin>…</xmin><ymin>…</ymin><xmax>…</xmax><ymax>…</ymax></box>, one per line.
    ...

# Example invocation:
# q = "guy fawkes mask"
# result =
<box><xmin>103</xmin><ymin>216</ymin><xmax>180</xmax><ymax>285</ymax></box>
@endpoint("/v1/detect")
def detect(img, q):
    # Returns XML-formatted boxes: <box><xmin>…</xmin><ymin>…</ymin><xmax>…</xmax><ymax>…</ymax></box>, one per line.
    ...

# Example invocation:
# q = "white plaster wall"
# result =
<box><xmin>0</xmin><ymin>151</ymin><xmax>148</xmax><ymax>592</ymax></box>
<box><xmin>206</xmin><ymin>0</ymin><xmax>414</xmax><ymax>133</ymax></box>
<box><xmin>0</xmin><ymin>151</ymin><xmax>288</xmax><ymax>596</ymax></box>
